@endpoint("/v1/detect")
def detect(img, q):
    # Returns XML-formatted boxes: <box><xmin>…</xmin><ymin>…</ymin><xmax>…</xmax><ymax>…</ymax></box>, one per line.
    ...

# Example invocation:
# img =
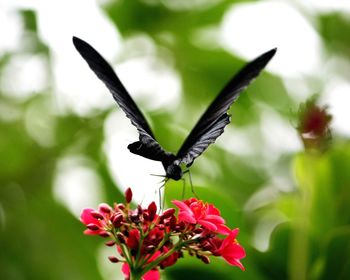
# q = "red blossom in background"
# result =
<box><xmin>298</xmin><ymin>98</ymin><xmax>332</xmax><ymax>150</ymax></box>
<box><xmin>80</xmin><ymin>188</ymin><xmax>246</xmax><ymax>280</ymax></box>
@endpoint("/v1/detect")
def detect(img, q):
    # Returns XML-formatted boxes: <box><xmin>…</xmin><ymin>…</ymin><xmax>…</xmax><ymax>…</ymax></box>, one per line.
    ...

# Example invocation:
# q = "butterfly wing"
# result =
<box><xmin>73</xmin><ymin>36</ymin><xmax>172</xmax><ymax>162</ymax></box>
<box><xmin>176</xmin><ymin>48</ymin><xmax>277</xmax><ymax>166</ymax></box>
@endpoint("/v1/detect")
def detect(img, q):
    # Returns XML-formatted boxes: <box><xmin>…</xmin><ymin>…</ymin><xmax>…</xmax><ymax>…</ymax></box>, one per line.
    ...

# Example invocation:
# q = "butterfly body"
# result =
<box><xmin>73</xmin><ymin>36</ymin><xmax>276</xmax><ymax>181</ymax></box>
<box><xmin>165</xmin><ymin>163</ymin><xmax>183</xmax><ymax>181</ymax></box>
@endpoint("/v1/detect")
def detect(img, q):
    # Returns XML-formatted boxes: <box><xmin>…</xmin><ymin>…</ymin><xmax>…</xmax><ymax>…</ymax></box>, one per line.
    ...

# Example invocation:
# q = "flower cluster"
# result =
<box><xmin>81</xmin><ymin>188</ymin><xmax>245</xmax><ymax>280</ymax></box>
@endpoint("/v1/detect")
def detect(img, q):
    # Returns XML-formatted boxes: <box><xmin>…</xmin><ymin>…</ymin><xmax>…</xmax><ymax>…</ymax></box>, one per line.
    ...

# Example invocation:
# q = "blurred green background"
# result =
<box><xmin>1</xmin><ymin>0</ymin><xmax>350</xmax><ymax>279</ymax></box>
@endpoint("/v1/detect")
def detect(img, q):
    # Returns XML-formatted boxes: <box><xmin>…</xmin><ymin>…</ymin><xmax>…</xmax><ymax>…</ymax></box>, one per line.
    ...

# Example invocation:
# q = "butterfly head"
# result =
<box><xmin>166</xmin><ymin>163</ymin><xmax>183</xmax><ymax>181</ymax></box>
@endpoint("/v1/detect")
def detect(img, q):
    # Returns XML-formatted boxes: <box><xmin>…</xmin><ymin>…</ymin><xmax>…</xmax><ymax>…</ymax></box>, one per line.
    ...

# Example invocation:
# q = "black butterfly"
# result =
<box><xmin>73</xmin><ymin>36</ymin><xmax>276</xmax><ymax>181</ymax></box>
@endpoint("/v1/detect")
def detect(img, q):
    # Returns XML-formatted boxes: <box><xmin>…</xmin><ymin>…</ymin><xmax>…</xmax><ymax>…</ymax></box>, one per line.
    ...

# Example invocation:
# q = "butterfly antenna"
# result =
<box><xmin>150</xmin><ymin>174</ymin><xmax>166</xmax><ymax>178</ymax></box>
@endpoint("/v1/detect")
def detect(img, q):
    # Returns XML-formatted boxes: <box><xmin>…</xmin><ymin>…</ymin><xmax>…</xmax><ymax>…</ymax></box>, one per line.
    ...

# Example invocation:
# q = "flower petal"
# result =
<box><xmin>222</xmin><ymin>255</ymin><xmax>245</xmax><ymax>271</ymax></box>
<box><xmin>221</xmin><ymin>228</ymin><xmax>239</xmax><ymax>248</ymax></box>
<box><xmin>178</xmin><ymin>212</ymin><xmax>196</xmax><ymax>224</ymax></box>
<box><xmin>216</xmin><ymin>224</ymin><xmax>231</xmax><ymax>235</ymax></box>
<box><xmin>207</xmin><ymin>204</ymin><xmax>221</xmax><ymax>216</ymax></box>
<box><xmin>121</xmin><ymin>263</ymin><xmax>130</xmax><ymax>278</ymax></box>
<box><xmin>143</xmin><ymin>269</ymin><xmax>160</xmax><ymax>280</ymax></box>
<box><xmin>205</xmin><ymin>214</ymin><xmax>226</xmax><ymax>224</ymax></box>
<box><xmin>80</xmin><ymin>208</ymin><xmax>96</xmax><ymax>224</ymax></box>
<box><xmin>198</xmin><ymin>219</ymin><xmax>218</xmax><ymax>231</ymax></box>
<box><xmin>222</xmin><ymin>243</ymin><xmax>246</xmax><ymax>259</ymax></box>
<box><xmin>172</xmin><ymin>200</ymin><xmax>192</xmax><ymax>213</ymax></box>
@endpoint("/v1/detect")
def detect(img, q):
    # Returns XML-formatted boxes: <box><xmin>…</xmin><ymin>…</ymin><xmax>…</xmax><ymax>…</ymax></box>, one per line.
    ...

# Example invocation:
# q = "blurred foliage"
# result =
<box><xmin>1</xmin><ymin>1</ymin><xmax>350</xmax><ymax>280</ymax></box>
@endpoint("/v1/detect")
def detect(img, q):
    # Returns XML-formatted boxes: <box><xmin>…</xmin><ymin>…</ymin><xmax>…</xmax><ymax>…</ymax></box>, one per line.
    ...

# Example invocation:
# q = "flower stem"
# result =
<box><xmin>130</xmin><ymin>271</ymin><xmax>142</xmax><ymax>280</ymax></box>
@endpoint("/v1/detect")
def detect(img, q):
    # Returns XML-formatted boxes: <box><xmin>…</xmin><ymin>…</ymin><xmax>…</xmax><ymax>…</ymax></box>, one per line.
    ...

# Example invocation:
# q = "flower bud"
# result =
<box><xmin>112</xmin><ymin>214</ymin><xmax>123</xmax><ymax>228</ymax></box>
<box><xmin>99</xmin><ymin>204</ymin><xmax>111</xmax><ymax>214</ymax></box>
<box><xmin>145</xmin><ymin>245</ymin><xmax>156</xmax><ymax>252</ymax></box>
<box><xmin>125</xmin><ymin>188</ymin><xmax>132</xmax><ymax>203</ymax></box>
<box><xmin>194</xmin><ymin>228</ymin><xmax>203</xmax><ymax>234</ymax></box>
<box><xmin>158</xmin><ymin>224</ymin><xmax>165</xmax><ymax>230</ymax></box>
<box><xmin>105</xmin><ymin>240</ymin><xmax>116</xmax><ymax>247</ymax></box>
<box><xmin>137</xmin><ymin>205</ymin><xmax>143</xmax><ymax>216</ymax></box>
<box><xmin>99</xmin><ymin>231</ymin><xmax>110</xmax><ymax>238</ymax></box>
<box><xmin>91</xmin><ymin>211</ymin><xmax>104</xmax><ymax>220</ymax></box>
<box><xmin>201</xmin><ymin>241</ymin><xmax>213</xmax><ymax>251</ymax></box>
<box><xmin>148</xmin><ymin>202</ymin><xmax>157</xmax><ymax>221</ymax></box>
<box><xmin>117</xmin><ymin>203</ymin><xmax>125</xmax><ymax>210</ymax></box>
<box><xmin>108</xmin><ymin>256</ymin><xmax>119</xmax><ymax>263</ymax></box>
<box><xmin>169</xmin><ymin>216</ymin><xmax>176</xmax><ymax>230</ymax></box>
<box><xmin>117</xmin><ymin>232</ymin><xmax>125</xmax><ymax>244</ymax></box>
<box><xmin>161</xmin><ymin>208</ymin><xmax>175</xmax><ymax>219</ymax></box>
<box><xmin>130</xmin><ymin>213</ymin><xmax>140</xmax><ymax>223</ymax></box>
<box><xmin>200</xmin><ymin>255</ymin><xmax>210</xmax><ymax>264</ymax></box>
<box><xmin>87</xmin><ymin>223</ymin><xmax>100</xmax><ymax>231</ymax></box>
<box><xmin>143</xmin><ymin>212</ymin><xmax>150</xmax><ymax>221</ymax></box>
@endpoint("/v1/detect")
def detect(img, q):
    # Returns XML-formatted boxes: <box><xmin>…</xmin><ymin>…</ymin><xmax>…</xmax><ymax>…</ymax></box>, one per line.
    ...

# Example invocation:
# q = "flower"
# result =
<box><xmin>172</xmin><ymin>198</ymin><xmax>231</xmax><ymax>234</ymax></box>
<box><xmin>81</xmin><ymin>189</ymin><xmax>245</xmax><ymax>279</ymax></box>
<box><xmin>210</xmin><ymin>229</ymin><xmax>246</xmax><ymax>270</ymax></box>
<box><xmin>80</xmin><ymin>205</ymin><xmax>112</xmax><ymax>236</ymax></box>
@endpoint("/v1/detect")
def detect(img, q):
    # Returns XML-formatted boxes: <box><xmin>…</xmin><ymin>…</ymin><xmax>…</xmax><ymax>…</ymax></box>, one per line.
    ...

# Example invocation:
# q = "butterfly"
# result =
<box><xmin>73</xmin><ymin>36</ymin><xmax>276</xmax><ymax>181</ymax></box>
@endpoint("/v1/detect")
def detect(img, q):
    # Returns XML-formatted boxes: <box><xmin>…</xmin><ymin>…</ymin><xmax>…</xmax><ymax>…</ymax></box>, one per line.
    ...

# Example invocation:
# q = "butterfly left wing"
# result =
<box><xmin>175</xmin><ymin>48</ymin><xmax>277</xmax><ymax>166</ymax></box>
<box><xmin>73</xmin><ymin>36</ymin><xmax>173</xmax><ymax>163</ymax></box>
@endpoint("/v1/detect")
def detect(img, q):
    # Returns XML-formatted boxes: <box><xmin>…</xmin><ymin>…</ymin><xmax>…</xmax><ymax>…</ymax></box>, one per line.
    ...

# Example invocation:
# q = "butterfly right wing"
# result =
<box><xmin>176</xmin><ymin>48</ymin><xmax>277</xmax><ymax>166</ymax></box>
<box><xmin>73</xmin><ymin>36</ymin><xmax>172</xmax><ymax>162</ymax></box>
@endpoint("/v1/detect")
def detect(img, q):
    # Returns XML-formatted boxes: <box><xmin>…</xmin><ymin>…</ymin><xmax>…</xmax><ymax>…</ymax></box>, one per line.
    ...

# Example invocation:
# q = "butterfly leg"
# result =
<box><xmin>181</xmin><ymin>177</ymin><xmax>186</xmax><ymax>199</ymax></box>
<box><xmin>185</xmin><ymin>169</ymin><xmax>199</xmax><ymax>199</ymax></box>
<box><xmin>158</xmin><ymin>178</ymin><xmax>168</xmax><ymax>211</ymax></box>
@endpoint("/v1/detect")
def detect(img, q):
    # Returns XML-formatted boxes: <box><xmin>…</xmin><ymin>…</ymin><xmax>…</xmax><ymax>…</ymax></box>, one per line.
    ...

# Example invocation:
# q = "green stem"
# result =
<box><xmin>138</xmin><ymin>237</ymin><xmax>199</xmax><ymax>277</ymax></box>
<box><xmin>130</xmin><ymin>269</ymin><xmax>143</xmax><ymax>280</ymax></box>
<box><xmin>112</xmin><ymin>229</ymin><xmax>132</xmax><ymax>265</ymax></box>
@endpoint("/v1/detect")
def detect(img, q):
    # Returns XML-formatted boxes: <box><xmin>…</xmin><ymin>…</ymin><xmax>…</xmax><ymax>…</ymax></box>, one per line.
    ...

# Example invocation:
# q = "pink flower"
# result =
<box><xmin>217</xmin><ymin>229</ymin><xmax>246</xmax><ymax>270</ymax></box>
<box><xmin>80</xmin><ymin>208</ymin><xmax>107</xmax><ymax>235</ymax></box>
<box><xmin>172</xmin><ymin>198</ymin><xmax>231</xmax><ymax>234</ymax></box>
<box><xmin>122</xmin><ymin>263</ymin><xmax>160</xmax><ymax>280</ymax></box>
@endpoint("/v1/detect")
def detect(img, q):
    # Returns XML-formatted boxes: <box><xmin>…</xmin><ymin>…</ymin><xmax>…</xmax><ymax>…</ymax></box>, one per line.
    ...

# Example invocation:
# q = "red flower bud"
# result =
<box><xmin>148</xmin><ymin>202</ymin><xmax>157</xmax><ymax>221</ymax></box>
<box><xmin>169</xmin><ymin>216</ymin><xmax>176</xmax><ymax>230</ymax></box>
<box><xmin>117</xmin><ymin>203</ymin><xmax>125</xmax><ymax>210</ymax></box>
<box><xmin>112</xmin><ymin>214</ymin><xmax>123</xmax><ymax>228</ymax></box>
<box><xmin>145</xmin><ymin>245</ymin><xmax>156</xmax><ymax>252</ymax></box>
<box><xmin>158</xmin><ymin>224</ymin><xmax>165</xmax><ymax>230</ymax></box>
<box><xmin>99</xmin><ymin>231</ymin><xmax>110</xmax><ymax>238</ymax></box>
<box><xmin>201</xmin><ymin>241</ymin><xmax>213</xmax><ymax>251</ymax></box>
<box><xmin>125</xmin><ymin>188</ymin><xmax>132</xmax><ymax>203</ymax></box>
<box><xmin>87</xmin><ymin>223</ymin><xmax>100</xmax><ymax>231</ymax></box>
<box><xmin>143</xmin><ymin>212</ymin><xmax>150</xmax><ymax>221</ymax></box>
<box><xmin>117</xmin><ymin>232</ymin><xmax>125</xmax><ymax>244</ymax></box>
<box><xmin>200</xmin><ymin>255</ymin><xmax>210</xmax><ymax>264</ymax></box>
<box><xmin>137</xmin><ymin>205</ymin><xmax>143</xmax><ymax>215</ymax></box>
<box><xmin>194</xmin><ymin>228</ymin><xmax>203</xmax><ymax>234</ymax></box>
<box><xmin>99</xmin><ymin>204</ymin><xmax>111</xmax><ymax>214</ymax></box>
<box><xmin>90</xmin><ymin>211</ymin><xmax>104</xmax><ymax>220</ymax></box>
<box><xmin>108</xmin><ymin>256</ymin><xmax>119</xmax><ymax>263</ymax></box>
<box><xmin>161</xmin><ymin>208</ymin><xmax>175</xmax><ymax>219</ymax></box>
<box><xmin>105</xmin><ymin>240</ymin><xmax>116</xmax><ymax>247</ymax></box>
<box><xmin>130</xmin><ymin>213</ymin><xmax>140</xmax><ymax>223</ymax></box>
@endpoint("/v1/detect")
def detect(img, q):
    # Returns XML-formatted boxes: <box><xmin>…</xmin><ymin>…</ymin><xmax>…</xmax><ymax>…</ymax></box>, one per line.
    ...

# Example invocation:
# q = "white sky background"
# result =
<box><xmin>2</xmin><ymin>0</ymin><xmax>350</xmax><ymax>260</ymax></box>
